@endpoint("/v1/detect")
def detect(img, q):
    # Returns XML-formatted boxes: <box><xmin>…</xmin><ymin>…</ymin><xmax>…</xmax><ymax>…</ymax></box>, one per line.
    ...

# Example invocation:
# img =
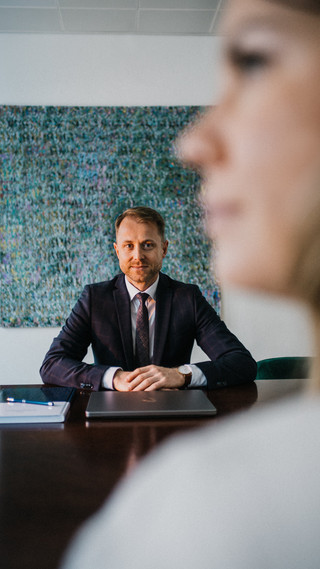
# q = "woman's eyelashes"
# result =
<box><xmin>227</xmin><ymin>45</ymin><xmax>271</xmax><ymax>75</ymax></box>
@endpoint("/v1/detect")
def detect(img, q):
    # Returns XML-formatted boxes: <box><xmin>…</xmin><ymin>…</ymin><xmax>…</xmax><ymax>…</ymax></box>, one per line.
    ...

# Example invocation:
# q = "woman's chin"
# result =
<box><xmin>214</xmin><ymin>249</ymin><xmax>294</xmax><ymax>296</ymax></box>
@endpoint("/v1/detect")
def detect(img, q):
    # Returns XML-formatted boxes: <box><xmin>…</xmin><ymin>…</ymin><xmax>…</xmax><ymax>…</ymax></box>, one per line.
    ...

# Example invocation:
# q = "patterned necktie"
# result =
<box><xmin>135</xmin><ymin>292</ymin><xmax>150</xmax><ymax>368</ymax></box>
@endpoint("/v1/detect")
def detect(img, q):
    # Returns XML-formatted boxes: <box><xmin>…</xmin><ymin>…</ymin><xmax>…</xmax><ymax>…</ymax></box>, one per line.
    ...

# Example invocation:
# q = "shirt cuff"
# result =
<box><xmin>189</xmin><ymin>364</ymin><xmax>207</xmax><ymax>387</ymax></box>
<box><xmin>101</xmin><ymin>367</ymin><xmax>122</xmax><ymax>390</ymax></box>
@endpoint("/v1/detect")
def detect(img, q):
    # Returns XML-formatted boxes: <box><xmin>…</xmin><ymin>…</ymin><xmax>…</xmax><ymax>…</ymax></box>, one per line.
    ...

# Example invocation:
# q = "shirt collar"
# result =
<box><xmin>125</xmin><ymin>275</ymin><xmax>159</xmax><ymax>301</ymax></box>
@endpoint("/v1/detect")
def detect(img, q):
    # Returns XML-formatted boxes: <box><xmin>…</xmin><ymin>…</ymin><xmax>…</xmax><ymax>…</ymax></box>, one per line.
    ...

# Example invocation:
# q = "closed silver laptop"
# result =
<box><xmin>85</xmin><ymin>389</ymin><xmax>217</xmax><ymax>419</ymax></box>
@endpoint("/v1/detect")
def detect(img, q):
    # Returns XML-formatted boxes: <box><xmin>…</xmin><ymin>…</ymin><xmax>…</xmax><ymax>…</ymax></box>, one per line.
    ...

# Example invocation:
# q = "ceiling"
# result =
<box><xmin>0</xmin><ymin>0</ymin><xmax>225</xmax><ymax>35</ymax></box>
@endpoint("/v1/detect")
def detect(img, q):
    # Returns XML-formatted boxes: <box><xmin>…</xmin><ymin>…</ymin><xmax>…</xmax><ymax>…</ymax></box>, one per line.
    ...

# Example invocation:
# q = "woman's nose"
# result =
<box><xmin>176</xmin><ymin>107</ymin><xmax>223</xmax><ymax>170</ymax></box>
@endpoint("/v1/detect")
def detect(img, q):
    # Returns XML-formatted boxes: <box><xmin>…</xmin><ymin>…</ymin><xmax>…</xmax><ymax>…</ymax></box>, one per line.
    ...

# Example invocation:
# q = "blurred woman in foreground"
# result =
<box><xmin>60</xmin><ymin>1</ymin><xmax>320</xmax><ymax>568</ymax></box>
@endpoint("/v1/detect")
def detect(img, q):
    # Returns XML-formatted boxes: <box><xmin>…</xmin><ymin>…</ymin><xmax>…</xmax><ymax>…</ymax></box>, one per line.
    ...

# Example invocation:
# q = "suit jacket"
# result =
<box><xmin>40</xmin><ymin>272</ymin><xmax>257</xmax><ymax>391</ymax></box>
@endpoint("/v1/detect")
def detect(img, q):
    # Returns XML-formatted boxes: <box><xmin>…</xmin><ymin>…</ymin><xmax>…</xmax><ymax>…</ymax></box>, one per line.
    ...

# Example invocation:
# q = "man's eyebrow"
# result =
<box><xmin>121</xmin><ymin>239</ymin><xmax>156</xmax><ymax>243</ymax></box>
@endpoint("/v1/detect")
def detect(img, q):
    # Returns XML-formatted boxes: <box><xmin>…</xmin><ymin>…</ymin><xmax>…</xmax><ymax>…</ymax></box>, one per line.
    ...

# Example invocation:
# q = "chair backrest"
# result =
<box><xmin>256</xmin><ymin>356</ymin><xmax>311</xmax><ymax>379</ymax></box>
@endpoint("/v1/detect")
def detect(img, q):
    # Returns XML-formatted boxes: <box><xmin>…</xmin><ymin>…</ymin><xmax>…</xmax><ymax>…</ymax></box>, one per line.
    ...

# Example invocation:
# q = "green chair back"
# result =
<box><xmin>256</xmin><ymin>356</ymin><xmax>311</xmax><ymax>379</ymax></box>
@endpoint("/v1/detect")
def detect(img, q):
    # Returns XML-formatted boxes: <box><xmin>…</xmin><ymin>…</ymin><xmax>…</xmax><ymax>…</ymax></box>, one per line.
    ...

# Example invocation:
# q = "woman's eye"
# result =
<box><xmin>229</xmin><ymin>48</ymin><xmax>269</xmax><ymax>74</ymax></box>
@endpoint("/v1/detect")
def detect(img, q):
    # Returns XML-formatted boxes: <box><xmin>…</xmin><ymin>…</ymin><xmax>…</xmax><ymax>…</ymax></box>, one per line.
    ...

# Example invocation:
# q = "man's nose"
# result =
<box><xmin>132</xmin><ymin>246</ymin><xmax>145</xmax><ymax>259</ymax></box>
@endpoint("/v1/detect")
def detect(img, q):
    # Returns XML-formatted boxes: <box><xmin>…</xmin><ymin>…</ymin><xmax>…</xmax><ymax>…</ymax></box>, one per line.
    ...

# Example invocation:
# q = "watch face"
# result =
<box><xmin>178</xmin><ymin>365</ymin><xmax>190</xmax><ymax>375</ymax></box>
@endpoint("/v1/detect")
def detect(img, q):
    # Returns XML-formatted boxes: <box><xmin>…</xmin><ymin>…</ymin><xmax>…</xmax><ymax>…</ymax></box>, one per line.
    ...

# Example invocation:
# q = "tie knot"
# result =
<box><xmin>136</xmin><ymin>292</ymin><xmax>149</xmax><ymax>304</ymax></box>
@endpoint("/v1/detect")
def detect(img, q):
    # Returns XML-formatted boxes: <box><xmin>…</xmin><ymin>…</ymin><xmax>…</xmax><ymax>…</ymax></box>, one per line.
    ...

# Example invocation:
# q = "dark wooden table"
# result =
<box><xmin>0</xmin><ymin>379</ymin><xmax>303</xmax><ymax>569</ymax></box>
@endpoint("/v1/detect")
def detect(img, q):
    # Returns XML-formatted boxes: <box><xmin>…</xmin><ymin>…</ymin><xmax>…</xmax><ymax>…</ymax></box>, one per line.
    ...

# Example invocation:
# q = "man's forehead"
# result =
<box><xmin>116</xmin><ymin>218</ymin><xmax>161</xmax><ymax>238</ymax></box>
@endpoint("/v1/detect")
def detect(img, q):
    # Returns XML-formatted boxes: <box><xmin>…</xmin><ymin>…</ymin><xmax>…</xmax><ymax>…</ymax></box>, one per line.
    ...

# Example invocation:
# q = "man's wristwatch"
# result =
<box><xmin>178</xmin><ymin>365</ymin><xmax>192</xmax><ymax>389</ymax></box>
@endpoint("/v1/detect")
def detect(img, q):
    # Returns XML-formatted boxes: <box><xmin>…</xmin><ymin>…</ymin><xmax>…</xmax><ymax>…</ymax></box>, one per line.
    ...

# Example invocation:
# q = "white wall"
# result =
<box><xmin>0</xmin><ymin>32</ymin><xmax>312</xmax><ymax>384</ymax></box>
<box><xmin>221</xmin><ymin>288</ymin><xmax>312</xmax><ymax>362</ymax></box>
<box><xmin>0</xmin><ymin>34</ymin><xmax>220</xmax><ymax>106</ymax></box>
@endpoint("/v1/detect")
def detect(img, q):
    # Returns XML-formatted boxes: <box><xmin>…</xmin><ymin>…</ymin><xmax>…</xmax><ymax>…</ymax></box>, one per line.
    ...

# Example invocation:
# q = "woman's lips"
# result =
<box><xmin>205</xmin><ymin>202</ymin><xmax>242</xmax><ymax>236</ymax></box>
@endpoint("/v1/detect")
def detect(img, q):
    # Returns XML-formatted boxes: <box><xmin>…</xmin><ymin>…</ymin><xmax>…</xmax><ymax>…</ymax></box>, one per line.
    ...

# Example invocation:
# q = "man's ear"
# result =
<box><xmin>113</xmin><ymin>242</ymin><xmax>119</xmax><ymax>259</ymax></box>
<box><xmin>162</xmin><ymin>240</ymin><xmax>169</xmax><ymax>258</ymax></box>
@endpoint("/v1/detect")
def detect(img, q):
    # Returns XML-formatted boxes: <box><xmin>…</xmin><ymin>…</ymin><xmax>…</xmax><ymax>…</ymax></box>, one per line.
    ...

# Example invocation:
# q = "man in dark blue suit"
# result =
<box><xmin>40</xmin><ymin>207</ymin><xmax>256</xmax><ymax>391</ymax></box>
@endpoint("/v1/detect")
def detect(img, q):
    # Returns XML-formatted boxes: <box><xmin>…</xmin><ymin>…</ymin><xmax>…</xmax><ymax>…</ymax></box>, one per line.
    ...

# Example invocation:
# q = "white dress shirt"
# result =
<box><xmin>101</xmin><ymin>276</ymin><xmax>206</xmax><ymax>389</ymax></box>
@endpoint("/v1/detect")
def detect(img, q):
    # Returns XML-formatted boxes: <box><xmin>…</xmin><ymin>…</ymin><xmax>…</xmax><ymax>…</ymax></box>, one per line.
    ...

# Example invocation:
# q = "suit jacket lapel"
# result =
<box><xmin>153</xmin><ymin>273</ymin><xmax>173</xmax><ymax>365</ymax></box>
<box><xmin>113</xmin><ymin>274</ymin><xmax>135</xmax><ymax>370</ymax></box>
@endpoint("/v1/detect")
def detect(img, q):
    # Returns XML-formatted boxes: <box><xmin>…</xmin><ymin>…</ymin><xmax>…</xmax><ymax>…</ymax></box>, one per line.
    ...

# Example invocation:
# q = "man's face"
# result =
<box><xmin>114</xmin><ymin>217</ymin><xmax>168</xmax><ymax>291</ymax></box>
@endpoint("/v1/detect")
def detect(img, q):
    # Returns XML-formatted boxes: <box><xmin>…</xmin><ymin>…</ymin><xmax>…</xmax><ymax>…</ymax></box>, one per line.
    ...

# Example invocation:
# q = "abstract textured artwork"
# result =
<box><xmin>0</xmin><ymin>106</ymin><xmax>220</xmax><ymax>327</ymax></box>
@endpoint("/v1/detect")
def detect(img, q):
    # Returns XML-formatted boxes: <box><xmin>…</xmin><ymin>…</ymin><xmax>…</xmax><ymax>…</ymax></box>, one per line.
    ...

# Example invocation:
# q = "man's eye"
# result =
<box><xmin>229</xmin><ymin>48</ymin><xmax>269</xmax><ymax>74</ymax></box>
<box><xmin>143</xmin><ymin>243</ymin><xmax>153</xmax><ymax>249</ymax></box>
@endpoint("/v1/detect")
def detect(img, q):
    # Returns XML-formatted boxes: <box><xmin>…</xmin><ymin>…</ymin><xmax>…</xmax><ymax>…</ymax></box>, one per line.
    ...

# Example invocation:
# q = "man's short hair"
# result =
<box><xmin>115</xmin><ymin>207</ymin><xmax>166</xmax><ymax>241</ymax></box>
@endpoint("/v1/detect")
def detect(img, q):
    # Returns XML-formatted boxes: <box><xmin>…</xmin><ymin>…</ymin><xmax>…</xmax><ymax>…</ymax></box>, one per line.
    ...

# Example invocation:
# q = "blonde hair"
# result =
<box><xmin>115</xmin><ymin>207</ymin><xmax>166</xmax><ymax>242</ymax></box>
<box><xmin>268</xmin><ymin>0</ymin><xmax>320</xmax><ymax>13</ymax></box>
<box><xmin>291</xmin><ymin>187</ymin><xmax>320</xmax><ymax>391</ymax></box>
